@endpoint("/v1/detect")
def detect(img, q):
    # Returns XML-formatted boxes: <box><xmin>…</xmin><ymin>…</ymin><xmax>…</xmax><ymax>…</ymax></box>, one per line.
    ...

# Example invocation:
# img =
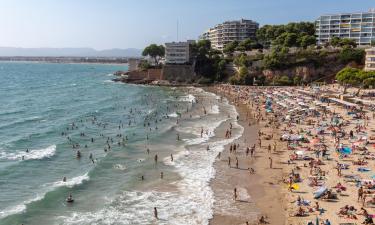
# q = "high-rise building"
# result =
<box><xmin>200</xmin><ymin>19</ymin><xmax>259</xmax><ymax>51</ymax></box>
<box><xmin>165</xmin><ymin>40</ymin><xmax>195</xmax><ymax>64</ymax></box>
<box><xmin>365</xmin><ymin>47</ymin><xmax>375</xmax><ymax>71</ymax></box>
<box><xmin>315</xmin><ymin>10</ymin><xmax>375</xmax><ymax>46</ymax></box>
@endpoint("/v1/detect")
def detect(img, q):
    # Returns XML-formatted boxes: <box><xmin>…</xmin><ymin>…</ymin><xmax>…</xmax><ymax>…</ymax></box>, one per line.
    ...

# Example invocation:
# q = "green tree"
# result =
<box><xmin>236</xmin><ymin>38</ymin><xmax>261</xmax><ymax>52</ymax></box>
<box><xmin>293</xmin><ymin>76</ymin><xmax>302</xmax><ymax>85</ymax></box>
<box><xmin>142</xmin><ymin>44</ymin><xmax>165</xmax><ymax>65</ymax></box>
<box><xmin>256</xmin><ymin>22</ymin><xmax>315</xmax><ymax>48</ymax></box>
<box><xmin>262</xmin><ymin>46</ymin><xmax>289</xmax><ymax>70</ymax></box>
<box><xmin>329</xmin><ymin>37</ymin><xmax>341</xmax><ymax>47</ymax></box>
<box><xmin>139</xmin><ymin>60</ymin><xmax>151</xmax><ymax>70</ymax></box>
<box><xmin>299</xmin><ymin>35</ymin><xmax>316</xmax><ymax>48</ymax></box>
<box><xmin>371</xmin><ymin>40</ymin><xmax>375</xmax><ymax>47</ymax></box>
<box><xmin>284</xmin><ymin>33</ymin><xmax>298</xmax><ymax>47</ymax></box>
<box><xmin>216</xmin><ymin>59</ymin><xmax>227</xmax><ymax>81</ymax></box>
<box><xmin>336</xmin><ymin>67</ymin><xmax>361</xmax><ymax>93</ymax></box>
<box><xmin>223</xmin><ymin>41</ymin><xmax>239</xmax><ymax>54</ymax></box>
<box><xmin>339</xmin><ymin>38</ymin><xmax>357</xmax><ymax>48</ymax></box>
<box><xmin>339</xmin><ymin>47</ymin><xmax>365</xmax><ymax>64</ymax></box>
<box><xmin>274</xmin><ymin>75</ymin><xmax>292</xmax><ymax>86</ymax></box>
<box><xmin>233</xmin><ymin>54</ymin><xmax>249</xmax><ymax>68</ymax></box>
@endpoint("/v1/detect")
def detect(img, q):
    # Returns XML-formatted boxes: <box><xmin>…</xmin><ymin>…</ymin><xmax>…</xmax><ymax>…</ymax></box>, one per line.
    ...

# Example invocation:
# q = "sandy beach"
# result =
<box><xmin>208</xmin><ymin>86</ymin><xmax>286</xmax><ymax>225</ymax></box>
<box><xmin>208</xmin><ymin>84</ymin><xmax>375</xmax><ymax>225</ymax></box>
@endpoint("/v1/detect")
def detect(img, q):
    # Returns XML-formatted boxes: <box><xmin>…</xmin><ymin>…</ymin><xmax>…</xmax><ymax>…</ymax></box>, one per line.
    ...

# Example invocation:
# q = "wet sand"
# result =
<box><xmin>208</xmin><ymin>87</ymin><xmax>286</xmax><ymax>225</ymax></box>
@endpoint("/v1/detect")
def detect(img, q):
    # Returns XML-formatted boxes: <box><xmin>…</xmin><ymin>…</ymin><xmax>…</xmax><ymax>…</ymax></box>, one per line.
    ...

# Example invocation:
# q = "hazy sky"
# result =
<box><xmin>0</xmin><ymin>0</ymin><xmax>374</xmax><ymax>49</ymax></box>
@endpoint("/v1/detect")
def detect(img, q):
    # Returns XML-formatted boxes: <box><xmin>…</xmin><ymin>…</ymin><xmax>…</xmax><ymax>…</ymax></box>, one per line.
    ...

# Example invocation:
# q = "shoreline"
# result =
<box><xmin>207</xmin><ymin>86</ymin><xmax>286</xmax><ymax>225</ymax></box>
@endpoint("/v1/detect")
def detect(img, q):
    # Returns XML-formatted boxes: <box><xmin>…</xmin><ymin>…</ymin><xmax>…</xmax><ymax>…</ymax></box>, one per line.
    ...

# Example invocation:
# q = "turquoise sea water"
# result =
<box><xmin>0</xmin><ymin>62</ymin><xmax>242</xmax><ymax>225</ymax></box>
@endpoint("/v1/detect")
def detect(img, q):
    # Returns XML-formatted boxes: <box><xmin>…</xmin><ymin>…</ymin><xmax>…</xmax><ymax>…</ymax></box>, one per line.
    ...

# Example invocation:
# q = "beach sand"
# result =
<box><xmin>208</xmin><ymin>87</ymin><xmax>286</xmax><ymax>225</ymax></box>
<box><xmin>208</xmin><ymin>84</ymin><xmax>375</xmax><ymax>225</ymax></box>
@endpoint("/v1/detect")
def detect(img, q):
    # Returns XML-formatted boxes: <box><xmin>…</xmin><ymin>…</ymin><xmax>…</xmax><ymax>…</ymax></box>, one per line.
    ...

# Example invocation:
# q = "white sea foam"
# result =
<box><xmin>180</xmin><ymin>119</ymin><xmax>225</xmax><ymax>145</ymax></box>
<box><xmin>210</xmin><ymin>105</ymin><xmax>220</xmax><ymax>114</ymax></box>
<box><xmin>0</xmin><ymin>204</ymin><xmax>26</xmax><ymax>219</ymax></box>
<box><xmin>60</xmin><ymin>88</ymin><xmax>244</xmax><ymax>225</ymax></box>
<box><xmin>1</xmin><ymin>172</ymin><xmax>90</xmax><ymax>219</ymax></box>
<box><xmin>49</xmin><ymin>173</ymin><xmax>89</xmax><ymax>188</ymax></box>
<box><xmin>168</xmin><ymin>112</ymin><xmax>178</xmax><ymax>118</ymax></box>
<box><xmin>0</xmin><ymin>194</ymin><xmax>44</xmax><ymax>219</ymax></box>
<box><xmin>113</xmin><ymin>164</ymin><xmax>127</xmax><ymax>171</ymax></box>
<box><xmin>0</xmin><ymin>145</ymin><xmax>56</xmax><ymax>161</ymax></box>
<box><xmin>178</xmin><ymin>94</ymin><xmax>196</xmax><ymax>103</ymax></box>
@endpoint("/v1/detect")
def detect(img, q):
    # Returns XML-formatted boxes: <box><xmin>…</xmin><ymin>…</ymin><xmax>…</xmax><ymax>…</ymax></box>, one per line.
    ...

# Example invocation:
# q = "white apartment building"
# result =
<box><xmin>165</xmin><ymin>40</ymin><xmax>194</xmax><ymax>64</ymax></box>
<box><xmin>315</xmin><ymin>10</ymin><xmax>375</xmax><ymax>46</ymax></box>
<box><xmin>365</xmin><ymin>47</ymin><xmax>375</xmax><ymax>71</ymax></box>
<box><xmin>200</xmin><ymin>19</ymin><xmax>259</xmax><ymax>51</ymax></box>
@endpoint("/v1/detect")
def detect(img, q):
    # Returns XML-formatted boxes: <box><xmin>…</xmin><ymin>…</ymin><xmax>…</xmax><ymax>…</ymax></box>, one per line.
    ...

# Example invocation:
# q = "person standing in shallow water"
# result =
<box><xmin>154</xmin><ymin>207</ymin><xmax>158</xmax><ymax>219</ymax></box>
<box><xmin>154</xmin><ymin>154</ymin><xmax>158</xmax><ymax>164</ymax></box>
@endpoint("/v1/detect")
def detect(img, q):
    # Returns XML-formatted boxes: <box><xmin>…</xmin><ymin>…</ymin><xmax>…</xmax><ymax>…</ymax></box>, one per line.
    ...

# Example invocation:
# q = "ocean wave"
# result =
<box><xmin>0</xmin><ymin>145</ymin><xmax>56</xmax><ymax>161</ymax></box>
<box><xmin>180</xmin><ymin>119</ymin><xmax>225</xmax><ymax>145</ymax></box>
<box><xmin>209</xmin><ymin>105</ymin><xmax>219</xmax><ymax>114</ymax></box>
<box><xmin>113</xmin><ymin>164</ymin><xmax>127</xmax><ymax>171</ymax></box>
<box><xmin>178</xmin><ymin>94</ymin><xmax>196</xmax><ymax>103</ymax></box>
<box><xmin>168</xmin><ymin>112</ymin><xmax>178</xmax><ymax>118</ymax></box>
<box><xmin>58</xmin><ymin>87</ymin><xmax>244</xmax><ymax>225</ymax></box>
<box><xmin>49</xmin><ymin>173</ymin><xmax>89</xmax><ymax>188</ymax></box>
<box><xmin>60</xmin><ymin>190</ymin><xmax>211</xmax><ymax>225</ymax></box>
<box><xmin>0</xmin><ymin>194</ymin><xmax>44</xmax><ymax>219</ymax></box>
<box><xmin>0</xmin><ymin>173</ymin><xmax>90</xmax><ymax>219</ymax></box>
<box><xmin>0</xmin><ymin>116</ymin><xmax>43</xmax><ymax>130</ymax></box>
<box><xmin>62</xmin><ymin>123</ymin><xmax>245</xmax><ymax>225</ymax></box>
<box><xmin>0</xmin><ymin>109</ymin><xmax>25</xmax><ymax>116</ymax></box>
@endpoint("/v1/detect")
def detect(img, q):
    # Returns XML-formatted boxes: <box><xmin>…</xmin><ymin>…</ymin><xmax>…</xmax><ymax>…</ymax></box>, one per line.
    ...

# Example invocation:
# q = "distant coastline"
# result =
<box><xmin>0</xmin><ymin>56</ymin><xmax>135</xmax><ymax>65</ymax></box>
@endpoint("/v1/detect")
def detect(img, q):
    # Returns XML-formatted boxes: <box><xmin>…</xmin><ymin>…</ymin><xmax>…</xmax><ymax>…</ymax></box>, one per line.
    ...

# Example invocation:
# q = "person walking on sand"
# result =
<box><xmin>269</xmin><ymin>157</ymin><xmax>273</xmax><ymax>169</ymax></box>
<box><xmin>358</xmin><ymin>186</ymin><xmax>364</xmax><ymax>202</ymax></box>
<box><xmin>228</xmin><ymin>157</ymin><xmax>231</xmax><ymax>167</ymax></box>
<box><xmin>236</xmin><ymin>158</ymin><xmax>239</xmax><ymax>169</ymax></box>
<box><xmin>234</xmin><ymin>188</ymin><xmax>237</xmax><ymax>201</ymax></box>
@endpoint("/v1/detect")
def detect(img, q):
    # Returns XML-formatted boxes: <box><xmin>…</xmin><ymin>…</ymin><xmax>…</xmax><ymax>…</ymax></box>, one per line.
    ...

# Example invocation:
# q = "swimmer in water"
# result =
<box><xmin>63</xmin><ymin>177</ymin><xmax>67</xmax><ymax>182</ymax></box>
<box><xmin>66</xmin><ymin>193</ymin><xmax>74</xmax><ymax>203</ymax></box>
<box><xmin>76</xmin><ymin>150</ymin><xmax>81</xmax><ymax>159</ymax></box>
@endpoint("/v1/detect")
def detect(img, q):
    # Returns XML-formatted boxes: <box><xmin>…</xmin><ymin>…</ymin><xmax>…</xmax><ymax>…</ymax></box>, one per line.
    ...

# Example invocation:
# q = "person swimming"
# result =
<box><xmin>76</xmin><ymin>150</ymin><xmax>81</xmax><ymax>159</ymax></box>
<box><xmin>66</xmin><ymin>193</ymin><xmax>74</xmax><ymax>203</ymax></box>
<box><xmin>63</xmin><ymin>176</ymin><xmax>67</xmax><ymax>182</ymax></box>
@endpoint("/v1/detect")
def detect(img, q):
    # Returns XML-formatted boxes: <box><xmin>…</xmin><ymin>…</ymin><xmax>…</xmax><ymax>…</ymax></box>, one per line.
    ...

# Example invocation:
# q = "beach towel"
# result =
<box><xmin>358</xmin><ymin>167</ymin><xmax>371</xmax><ymax>172</ymax></box>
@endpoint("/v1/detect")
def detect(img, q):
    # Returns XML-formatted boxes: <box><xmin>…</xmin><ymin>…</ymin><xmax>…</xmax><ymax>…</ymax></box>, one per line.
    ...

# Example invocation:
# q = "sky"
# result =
<box><xmin>0</xmin><ymin>0</ymin><xmax>374</xmax><ymax>50</ymax></box>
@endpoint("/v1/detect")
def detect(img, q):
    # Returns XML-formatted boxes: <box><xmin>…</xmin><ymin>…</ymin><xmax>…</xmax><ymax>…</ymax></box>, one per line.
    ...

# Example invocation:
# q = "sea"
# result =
<box><xmin>0</xmin><ymin>62</ymin><xmax>243</xmax><ymax>225</ymax></box>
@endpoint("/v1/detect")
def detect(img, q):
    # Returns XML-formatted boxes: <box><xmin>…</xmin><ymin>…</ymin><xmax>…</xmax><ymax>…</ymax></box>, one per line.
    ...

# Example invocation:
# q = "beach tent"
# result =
<box><xmin>314</xmin><ymin>186</ymin><xmax>327</xmax><ymax>199</ymax></box>
<box><xmin>338</xmin><ymin>147</ymin><xmax>352</xmax><ymax>155</ymax></box>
